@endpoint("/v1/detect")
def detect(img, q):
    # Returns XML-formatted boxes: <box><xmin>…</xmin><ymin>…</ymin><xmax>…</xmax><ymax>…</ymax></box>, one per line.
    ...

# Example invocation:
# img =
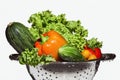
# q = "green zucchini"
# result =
<box><xmin>5</xmin><ymin>22</ymin><xmax>35</xmax><ymax>54</ymax></box>
<box><xmin>58</xmin><ymin>45</ymin><xmax>85</xmax><ymax>61</ymax></box>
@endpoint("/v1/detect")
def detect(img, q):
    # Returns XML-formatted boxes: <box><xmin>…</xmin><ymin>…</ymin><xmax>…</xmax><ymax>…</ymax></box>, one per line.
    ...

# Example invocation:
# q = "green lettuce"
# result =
<box><xmin>19</xmin><ymin>48</ymin><xmax>56</xmax><ymax>66</ymax></box>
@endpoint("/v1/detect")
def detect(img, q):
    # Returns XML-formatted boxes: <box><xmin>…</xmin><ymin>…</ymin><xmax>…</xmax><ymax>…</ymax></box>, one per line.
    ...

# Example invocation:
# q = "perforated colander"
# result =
<box><xmin>9</xmin><ymin>53</ymin><xmax>116</xmax><ymax>80</ymax></box>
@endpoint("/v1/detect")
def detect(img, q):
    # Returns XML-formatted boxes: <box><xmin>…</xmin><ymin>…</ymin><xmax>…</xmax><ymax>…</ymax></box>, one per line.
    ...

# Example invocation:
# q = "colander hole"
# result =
<box><xmin>41</xmin><ymin>74</ymin><xmax>44</xmax><ymax>76</ymax></box>
<box><xmin>45</xmin><ymin>72</ymin><xmax>47</xmax><ymax>74</ymax></box>
<box><xmin>37</xmin><ymin>75</ymin><xmax>39</xmax><ymax>77</ymax></box>
<box><xmin>84</xmin><ymin>71</ymin><xmax>86</xmax><ymax>73</ymax></box>
<box><xmin>53</xmin><ymin>72</ymin><xmax>55</xmax><ymax>74</ymax></box>
<box><xmin>46</xmin><ymin>77</ymin><xmax>48</xmax><ymax>79</ymax></box>
<box><xmin>86</xmin><ymin>73</ymin><xmax>89</xmax><ymax>75</ymax></box>
<box><xmin>44</xmin><ymin>68</ymin><xmax>46</xmax><ymax>70</ymax></box>
<box><xmin>80</xmin><ymin>74</ymin><xmax>82</xmax><ymax>76</ymax></box>
<box><xmin>85</xmin><ymin>77</ymin><xmax>88</xmax><ymax>79</ymax></box>
<box><xmin>49</xmin><ymin>69</ymin><xmax>52</xmax><ymax>71</ymax></box>
<box><xmin>55</xmin><ymin>77</ymin><xmax>58</xmax><ymax>78</ymax></box>
<box><xmin>74</xmin><ymin>76</ymin><xmax>76</xmax><ymax>78</ymax></box>
<box><xmin>90</xmin><ymin>69</ymin><xmax>92</xmax><ymax>72</ymax></box>
<box><xmin>77</xmin><ymin>72</ymin><xmax>79</xmax><ymax>74</ymax></box>
<box><xmin>40</xmin><ymin>68</ymin><xmax>42</xmax><ymax>70</ymax></box>
<box><xmin>37</xmin><ymin>70</ymin><xmax>40</xmax><ymax>73</ymax></box>
<box><xmin>49</xmin><ymin>74</ymin><xmax>52</xmax><ymax>77</ymax></box>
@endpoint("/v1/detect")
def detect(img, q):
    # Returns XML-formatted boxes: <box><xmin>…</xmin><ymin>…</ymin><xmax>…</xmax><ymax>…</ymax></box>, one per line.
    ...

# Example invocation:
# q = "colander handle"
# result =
<box><xmin>101</xmin><ymin>53</ymin><xmax>116</xmax><ymax>61</ymax></box>
<box><xmin>9</xmin><ymin>54</ymin><xmax>19</xmax><ymax>61</ymax></box>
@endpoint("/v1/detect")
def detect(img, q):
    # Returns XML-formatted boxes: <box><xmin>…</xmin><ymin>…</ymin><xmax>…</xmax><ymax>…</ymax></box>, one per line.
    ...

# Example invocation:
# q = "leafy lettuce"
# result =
<box><xmin>28</xmin><ymin>10</ymin><xmax>102</xmax><ymax>52</ymax></box>
<box><xmin>19</xmin><ymin>48</ymin><xmax>56</xmax><ymax>66</ymax></box>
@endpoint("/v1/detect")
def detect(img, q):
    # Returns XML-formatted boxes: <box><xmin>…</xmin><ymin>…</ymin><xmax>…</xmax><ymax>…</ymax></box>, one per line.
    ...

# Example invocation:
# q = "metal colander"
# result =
<box><xmin>9</xmin><ymin>53</ymin><xmax>116</xmax><ymax>80</ymax></box>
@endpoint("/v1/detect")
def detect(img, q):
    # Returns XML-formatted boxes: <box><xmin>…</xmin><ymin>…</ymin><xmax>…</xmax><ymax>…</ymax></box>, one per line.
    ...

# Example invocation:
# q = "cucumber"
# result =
<box><xmin>58</xmin><ymin>45</ymin><xmax>85</xmax><ymax>61</ymax></box>
<box><xmin>5</xmin><ymin>22</ymin><xmax>35</xmax><ymax>54</ymax></box>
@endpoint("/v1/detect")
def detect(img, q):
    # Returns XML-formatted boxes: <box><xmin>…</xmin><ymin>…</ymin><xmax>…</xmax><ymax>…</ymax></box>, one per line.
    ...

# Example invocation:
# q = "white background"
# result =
<box><xmin>0</xmin><ymin>0</ymin><xmax>120</xmax><ymax>80</ymax></box>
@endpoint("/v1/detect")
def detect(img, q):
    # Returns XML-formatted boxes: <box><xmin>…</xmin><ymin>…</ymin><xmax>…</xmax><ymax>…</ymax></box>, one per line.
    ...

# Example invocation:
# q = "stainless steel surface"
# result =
<box><xmin>26</xmin><ymin>61</ymin><xmax>100</xmax><ymax>80</ymax></box>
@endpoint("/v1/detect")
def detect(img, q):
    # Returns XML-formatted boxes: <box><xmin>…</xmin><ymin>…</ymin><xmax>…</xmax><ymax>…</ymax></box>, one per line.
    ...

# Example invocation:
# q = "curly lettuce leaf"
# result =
<box><xmin>87</xmin><ymin>38</ymin><xmax>103</xmax><ymax>49</ymax></box>
<box><xmin>19</xmin><ymin>48</ymin><xmax>56</xmax><ymax>66</ymax></box>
